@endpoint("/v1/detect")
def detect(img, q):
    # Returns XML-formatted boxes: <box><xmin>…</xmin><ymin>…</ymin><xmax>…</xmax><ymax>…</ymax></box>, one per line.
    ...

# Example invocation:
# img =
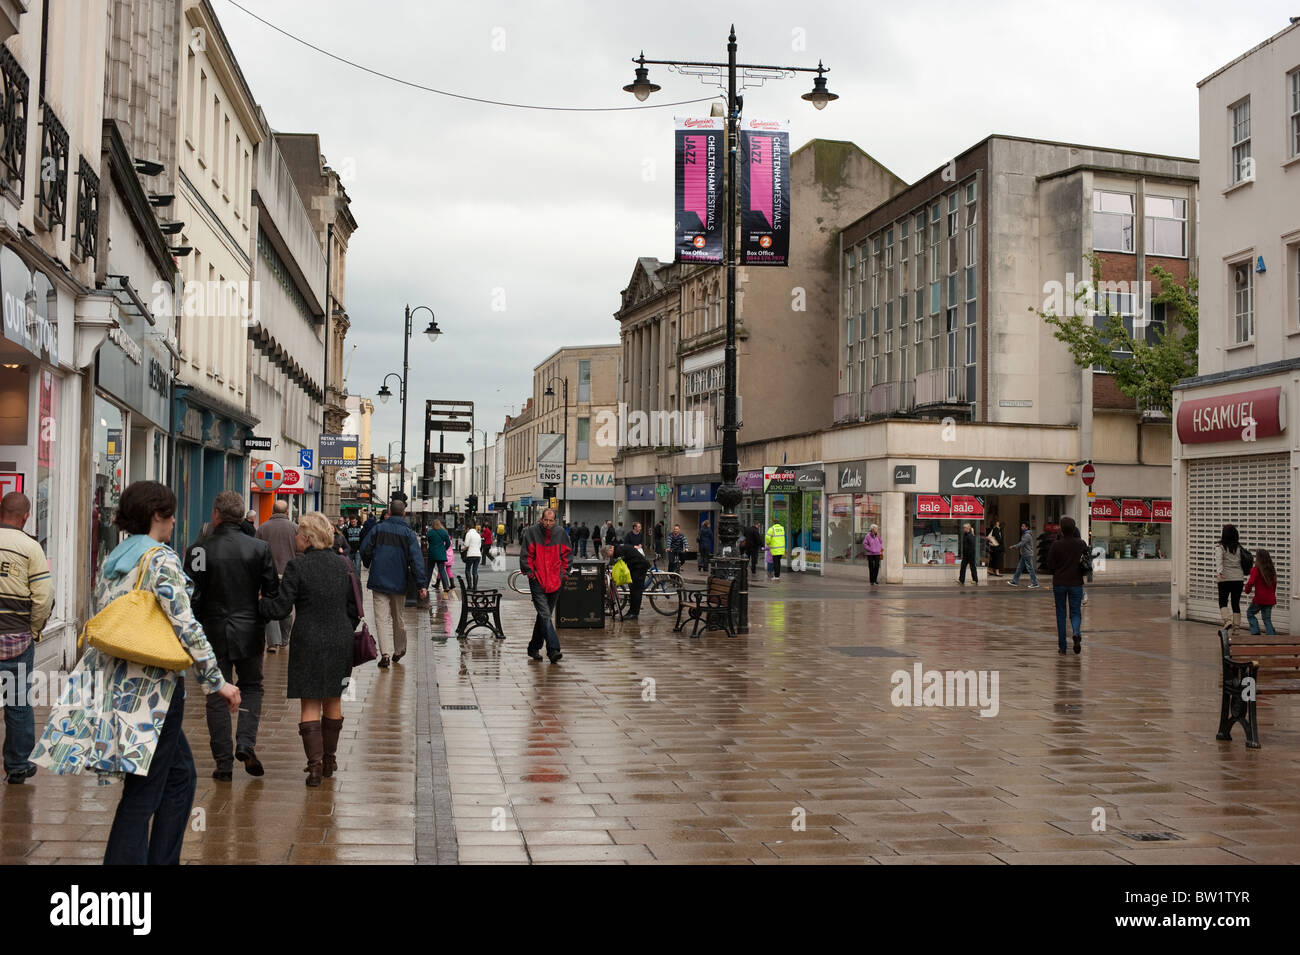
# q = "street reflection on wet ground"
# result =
<box><xmin>4</xmin><ymin>570</ymin><xmax>1297</xmax><ymax>864</ymax></box>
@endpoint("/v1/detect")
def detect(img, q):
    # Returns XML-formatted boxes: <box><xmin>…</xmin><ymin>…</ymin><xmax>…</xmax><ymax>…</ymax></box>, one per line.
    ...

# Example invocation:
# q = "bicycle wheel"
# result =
<box><xmin>646</xmin><ymin>573</ymin><xmax>682</xmax><ymax>616</ymax></box>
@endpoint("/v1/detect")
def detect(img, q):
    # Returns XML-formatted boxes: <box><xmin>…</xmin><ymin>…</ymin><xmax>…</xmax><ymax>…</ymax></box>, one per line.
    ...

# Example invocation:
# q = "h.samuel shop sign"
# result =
<box><xmin>1176</xmin><ymin>387</ymin><xmax>1285</xmax><ymax>444</ymax></box>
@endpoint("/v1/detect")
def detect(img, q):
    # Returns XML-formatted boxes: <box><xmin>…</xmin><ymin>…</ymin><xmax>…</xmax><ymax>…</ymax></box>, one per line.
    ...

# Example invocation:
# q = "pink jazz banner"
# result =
<box><xmin>740</xmin><ymin>119</ymin><xmax>790</xmax><ymax>266</ymax></box>
<box><xmin>674</xmin><ymin>117</ymin><xmax>724</xmax><ymax>264</ymax></box>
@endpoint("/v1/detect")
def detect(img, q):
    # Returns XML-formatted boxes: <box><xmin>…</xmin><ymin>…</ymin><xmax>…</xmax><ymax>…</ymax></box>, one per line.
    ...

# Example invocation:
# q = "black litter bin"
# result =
<box><xmin>557</xmin><ymin>559</ymin><xmax>606</xmax><ymax>628</ymax></box>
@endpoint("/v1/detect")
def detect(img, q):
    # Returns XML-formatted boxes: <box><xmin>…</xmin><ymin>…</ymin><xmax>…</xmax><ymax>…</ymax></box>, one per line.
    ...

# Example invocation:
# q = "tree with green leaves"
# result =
<box><xmin>1031</xmin><ymin>253</ymin><xmax>1197</xmax><ymax>415</ymax></box>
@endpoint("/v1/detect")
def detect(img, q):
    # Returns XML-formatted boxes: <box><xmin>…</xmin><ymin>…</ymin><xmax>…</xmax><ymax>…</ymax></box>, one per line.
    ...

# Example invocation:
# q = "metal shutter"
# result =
<box><xmin>1186</xmin><ymin>453</ymin><xmax>1290</xmax><ymax>629</ymax></box>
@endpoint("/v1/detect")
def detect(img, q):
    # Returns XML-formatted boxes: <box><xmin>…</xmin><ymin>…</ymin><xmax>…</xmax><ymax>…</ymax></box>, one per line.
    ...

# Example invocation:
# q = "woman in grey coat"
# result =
<box><xmin>259</xmin><ymin>512</ymin><xmax>359</xmax><ymax>786</ymax></box>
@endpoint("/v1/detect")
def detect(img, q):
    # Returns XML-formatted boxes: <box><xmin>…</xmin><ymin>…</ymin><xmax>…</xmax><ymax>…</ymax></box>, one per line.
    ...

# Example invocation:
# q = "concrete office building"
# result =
<box><xmin>828</xmin><ymin>135</ymin><xmax>1198</xmax><ymax>583</ymax></box>
<box><xmin>614</xmin><ymin>139</ymin><xmax>907</xmax><ymax>565</ymax></box>
<box><xmin>1172</xmin><ymin>20</ymin><xmax>1300</xmax><ymax>629</ymax></box>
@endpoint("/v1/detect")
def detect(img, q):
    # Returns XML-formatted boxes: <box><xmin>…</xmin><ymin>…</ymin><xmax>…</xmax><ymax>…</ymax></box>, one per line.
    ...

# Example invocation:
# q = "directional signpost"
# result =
<box><xmin>426</xmin><ymin>400</ymin><xmax>474</xmax><ymax>515</ymax></box>
<box><xmin>428</xmin><ymin>452</ymin><xmax>465</xmax><ymax>465</ymax></box>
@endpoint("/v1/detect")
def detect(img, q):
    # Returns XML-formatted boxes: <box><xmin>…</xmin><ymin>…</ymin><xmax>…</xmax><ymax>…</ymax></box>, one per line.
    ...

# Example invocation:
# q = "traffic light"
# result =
<box><xmin>466</xmin><ymin>493</ymin><xmax>478</xmax><ymax>514</ymax></box>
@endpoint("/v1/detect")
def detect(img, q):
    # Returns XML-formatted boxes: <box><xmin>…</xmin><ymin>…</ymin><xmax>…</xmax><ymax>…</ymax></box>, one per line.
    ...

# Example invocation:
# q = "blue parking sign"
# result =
<box><xmin>299</xmin><ymin>448</ymin><xmax>314</xmax><ymax>470</ymax></box>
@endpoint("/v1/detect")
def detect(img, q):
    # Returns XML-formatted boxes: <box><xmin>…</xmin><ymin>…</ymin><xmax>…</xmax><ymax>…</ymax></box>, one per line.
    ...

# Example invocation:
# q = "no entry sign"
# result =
<box><xmin>1080</xmin><ymin>463</ymin><xmax>1095</xmax><ymax>487</ymax></box>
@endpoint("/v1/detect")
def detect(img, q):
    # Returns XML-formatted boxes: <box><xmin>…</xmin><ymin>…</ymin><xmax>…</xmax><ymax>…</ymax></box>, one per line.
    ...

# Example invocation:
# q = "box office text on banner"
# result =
<box><xmin>674</xmin><ymin>117</ymin><xmax>724</xmax><ymax>265</ymax></box>
<box><xmin>740</xmin><ymin>120</ymin><xmax>790</xmax><ymax>266</ymax></box>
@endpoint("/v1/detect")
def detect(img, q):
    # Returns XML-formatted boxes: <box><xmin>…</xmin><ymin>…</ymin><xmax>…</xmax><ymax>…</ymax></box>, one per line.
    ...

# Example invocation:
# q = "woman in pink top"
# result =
<box><xmin>862</xmin><ymin>524</ymin><xmax>883</xmax><ymax>586</ymax></box>
<box><xmin>1243</xmin><ymin>548</ymin><xmax>1278</xmax><ymax>636</ymax></box>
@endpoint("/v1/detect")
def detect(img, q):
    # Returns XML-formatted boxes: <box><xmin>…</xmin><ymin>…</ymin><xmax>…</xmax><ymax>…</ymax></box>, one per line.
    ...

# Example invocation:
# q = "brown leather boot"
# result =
<box><xmin>321</xmin><ymin>716</ymin><xmax>344</xmax><ymax>778</ymax></box>
<box><xmin>299</xmin><ymin>720</ymin><xmax>324</xmax><ymax>787</ymax></box>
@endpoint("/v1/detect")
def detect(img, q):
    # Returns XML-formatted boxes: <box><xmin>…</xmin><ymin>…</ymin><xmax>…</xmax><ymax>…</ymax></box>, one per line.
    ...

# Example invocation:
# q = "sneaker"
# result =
<box><xmin>1073</xmin><ymin>633</ymin><xmax>1082</xmax><ymax>654</ymax></box>
<box><xmin>378</xmin><ymin>654</ymin><xmax>391</xmax><ymax>669</ymax></box>
<box><xmin>1028</xmin><ymin>583</ymin><xmax>1041</xmax><ymax>590</ymax></box>
<box><xmin>1082</xmin><ymin>593</ymin><xmax>1088</xmax><ymax>605</ymax></box>
<box><xmin>1006</xmin><ymin>580</ymin><xmax>1018</xmax><ymax>587</ymax></box>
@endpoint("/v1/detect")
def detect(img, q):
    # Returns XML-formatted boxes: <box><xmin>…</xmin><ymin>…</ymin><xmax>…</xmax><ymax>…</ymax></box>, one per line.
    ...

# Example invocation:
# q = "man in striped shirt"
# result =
<box><xmin>0</xmin><ymin>492</ymin><xmax>53</xmax><ymax>783</ymax></box>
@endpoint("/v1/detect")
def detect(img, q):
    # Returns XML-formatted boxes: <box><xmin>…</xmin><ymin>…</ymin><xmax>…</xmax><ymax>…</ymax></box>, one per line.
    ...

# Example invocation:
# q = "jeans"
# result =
<box><xmin>1053</xmin><ymin>585</ymin><xmax>1084</xmax><ymax>650</ymax></box>
<box><xmin>527</xmin><ymin>581</ymin><xmax>561</xmax><ymax>656</ymax></box>
<box><xmin>1247</xmin><ymin>602</ymin><xmax>1276</xmax><ymax>635</ymax></box>
<box><xmin>428</xmin><ymin>560</ymin><xmax>451</xmax><ymax>592</ymax></box>
<box><xmin>958</xmin><ymin>555</ymin><xmax>977</xmax><ymax>583</ymax></box>
<box><xmin>465</xmin><ymin>556</ymin><xmax>480</xmax><ymax>590</ymax></box>
<box><xmin>0</xmin><ymin>642</ymin><xmax>34</xmax><ymax>775</ymax></box>
<box><xmin>1011</xmin><ymin>553</ymin><xmax>1039</xmax><ymax>586</ymax></box>
<box><xmin>205</xmin><ymin>654</ymin><xmax>263</xmax><ymax>770</ymax></box>
<box><xmin>867</xmin><ymin>555</ymin><xmax>881</xmax><ymax>584</ymax></box>
<box><xmin>104</xmin><ymin>681</ymin><xmax>196</xmax><ymax>865</ymax></box>
<box><xmin>577</xmin><ymin>540</ymin><xmax>587</xmax><ymax>558</ymax></box>
<box><xmin>350</xmin><ymin>551</ymin><xmax>362</xmax><ymax>580</ymax></box>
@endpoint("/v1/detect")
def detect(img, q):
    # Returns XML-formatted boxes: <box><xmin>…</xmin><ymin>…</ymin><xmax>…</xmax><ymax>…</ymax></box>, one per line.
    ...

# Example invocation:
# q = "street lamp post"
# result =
<box><xmin>469</xmin><ymin>426</ymin><xmax>489</xmax><ymax>519</ymax></box>
<box><xmin>376</xmin><ymin>305</ymin><xmax>441</xmax><ymax>505</ymax></box>
<box><xmin>543</xmin><ymin>376</ymin><xmax>568</xmax><ymax>522</ymax></box>
<box><xmin>624</xmin><ymin>27</ymin><xmax>836</xmax><ymax>634</ymax></box>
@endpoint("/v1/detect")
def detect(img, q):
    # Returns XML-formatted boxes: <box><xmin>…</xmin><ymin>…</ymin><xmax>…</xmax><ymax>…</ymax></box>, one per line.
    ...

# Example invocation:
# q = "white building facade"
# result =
<box><xmin>1172</xmin><ymin>21</ymin><xmax>1300</xmax><ymax>629</ymax></box>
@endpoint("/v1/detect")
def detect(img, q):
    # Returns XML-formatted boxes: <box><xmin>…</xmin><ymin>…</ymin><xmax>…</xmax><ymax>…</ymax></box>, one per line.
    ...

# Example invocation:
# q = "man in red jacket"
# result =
<box><xmin>520</xmin><ymin>508</ymin><xmax>571</xmax><ymax>663</ymax></box>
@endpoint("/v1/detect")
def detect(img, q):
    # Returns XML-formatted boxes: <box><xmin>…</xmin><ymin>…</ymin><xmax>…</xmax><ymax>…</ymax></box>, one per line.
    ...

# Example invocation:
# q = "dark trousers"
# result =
<box><xmin>867</xmin><ymin>555</ymin><xmax>881</xmax><ymax>584</ymax></box>
<box><xmin>465</xmin><ymin>556</ymin><xmax>480</xmax><ymax>590</ymax></box>
<box><xmin>627</xmin><ymin>571</ymin><xmax>646</xmax><ymax>616</ymax></box>
<box><xmin>577</xmin><ymin>539</ymin><xmax>587</xmax><ymax>558</ymax></box>
<box><xmin>528</xmin><ymin>582</ymin><xmax>561</xmax><ymax>656</ymax></box>
<box><xmin>771</xmin><ymin>554</ymin><xmax>781</xmax><ymax>578</ymax></box>
<box><xmin>1217</xmin><ymin>580</ymin><xmax>1244</xmax><ymax>613</ymax></box>
<box><xmin>429</xmin><ymin>560</ymin><xmax>451</xmax><ymax>592</ymax></box>
<box><xmin>105</xmin><ymin>681</ymin><xmax>196</xmax><ymax>865</ymax></box>
<box><xmin>959</xmin><ymin>554</ymin><xmax>978</xmax><ymax>583</ymax></box>
<box><xmin>1</xmin><ymin>642</ymin><xmax>34</xmax><ymax>775</ymax></box>
<box><xmin>205</xmin><ymin>654</ymin><xmax>263</xmax><ymax>770</ymax></box>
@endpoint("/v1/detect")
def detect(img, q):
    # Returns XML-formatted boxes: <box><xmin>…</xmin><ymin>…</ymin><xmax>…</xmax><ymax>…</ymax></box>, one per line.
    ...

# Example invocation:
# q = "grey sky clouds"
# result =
<box><xmin>215</xmin><ymin>0</ymin><xmax>1297</xmax><ymax>477</ymax></box>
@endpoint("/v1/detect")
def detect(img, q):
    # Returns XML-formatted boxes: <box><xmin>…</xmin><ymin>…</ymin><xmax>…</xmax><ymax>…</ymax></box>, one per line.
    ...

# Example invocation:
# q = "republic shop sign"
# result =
<box><xmin>1090</xmin><ymin>498</ymin><xmax>1172</xmax><ymax>523</ymax></box>
<box><xmin>914</xmin><ymin>495</ymin><xmax>986</xmax><ymax>519</ymax></box>
<box><xmin>1176</xmin><ymin>387</ymin><xmax>1285</xmax><ymax>444</ymax></box>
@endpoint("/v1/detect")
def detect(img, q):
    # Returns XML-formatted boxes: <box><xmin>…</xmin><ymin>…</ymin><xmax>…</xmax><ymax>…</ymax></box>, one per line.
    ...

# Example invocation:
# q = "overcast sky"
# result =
<box><xmin>216</xmin><ymin>0</ymin><xmax>1297</xmax><ymax>469</ymax></box>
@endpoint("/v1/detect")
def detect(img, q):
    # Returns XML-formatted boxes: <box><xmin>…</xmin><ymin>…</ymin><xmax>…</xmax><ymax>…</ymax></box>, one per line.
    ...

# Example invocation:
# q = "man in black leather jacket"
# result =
<box><xmin>185</xmin><ymin>490</ymin><xmax>279</xmax><ymax>781</ymax></box>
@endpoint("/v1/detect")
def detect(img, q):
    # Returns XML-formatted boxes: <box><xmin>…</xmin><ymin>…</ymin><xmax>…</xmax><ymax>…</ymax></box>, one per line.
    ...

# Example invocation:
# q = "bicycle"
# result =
<box><xmin>643</xmin><ymin>568</ymin><xmax>685</xmax><ymax>616</ymax></box>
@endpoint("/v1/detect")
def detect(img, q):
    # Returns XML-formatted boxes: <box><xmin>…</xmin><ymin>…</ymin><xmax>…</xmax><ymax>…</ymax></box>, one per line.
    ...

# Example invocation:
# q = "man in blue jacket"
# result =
<box><xmin>360</xmin><ymin>499</ymin><xmax>426</xmax><ymax>668</ymax></box>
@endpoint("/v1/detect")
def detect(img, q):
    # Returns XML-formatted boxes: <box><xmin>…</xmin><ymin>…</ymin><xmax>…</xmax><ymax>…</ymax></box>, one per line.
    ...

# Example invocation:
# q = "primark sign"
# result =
<box><xmin>939</xmin><ymin>459</ymin><xmax>1029</xmax><ymax>494</ymax></box>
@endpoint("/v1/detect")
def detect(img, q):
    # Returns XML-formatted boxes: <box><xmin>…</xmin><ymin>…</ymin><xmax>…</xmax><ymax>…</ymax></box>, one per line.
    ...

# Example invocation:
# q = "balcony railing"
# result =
<box><xmin>914</xmin><ymin>366</ymin><xmax>967</xmax><ymax>407</ymax></box>
<box><xmin>0</xmin><ymin>45</ymin><xmax>27</xmax><ymax>199</ymax></box>
<box><xmin>868</xmin><ymin>380</ymin><xmax>914</xmax><ymax>417</ymax></box>
<box><xmin>36</xmin><ymin>101</ymin><xmax>69</xmax><ymax>235</ymax></box>
<box><xmin>833</xmin><ymin>391</ymin><xmax>863</xmax><ymax>424</ymax></box>
<box><xmin>72</xmin><ymin>155</ymin><xmax>98</xmax><ymax>262</ymax></box>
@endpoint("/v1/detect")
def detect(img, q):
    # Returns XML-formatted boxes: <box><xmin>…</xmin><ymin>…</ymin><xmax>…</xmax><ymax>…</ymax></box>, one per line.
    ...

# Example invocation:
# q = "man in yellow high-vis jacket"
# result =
<box><xmin>765</xmin><ymin>522</ymin><xmax>786</xmax><ymax>580</ymax></box>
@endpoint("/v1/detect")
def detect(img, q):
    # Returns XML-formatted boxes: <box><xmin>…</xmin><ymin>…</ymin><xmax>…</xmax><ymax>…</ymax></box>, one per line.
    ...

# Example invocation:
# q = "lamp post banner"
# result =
<box><xmin>739</xmin><ymin>120</ymin><xmax>790</xmax><ymax>267</ymax></box>
<box><xmin>674</xmin><ymin>117</ymin><xmax>724</xmax><ymax>265</ymax></box>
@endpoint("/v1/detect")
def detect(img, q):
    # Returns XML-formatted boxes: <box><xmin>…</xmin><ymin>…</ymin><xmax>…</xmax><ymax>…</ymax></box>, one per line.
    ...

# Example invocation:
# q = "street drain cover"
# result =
<box><xmin>441</xmin><ymin>704</ymin><xmax>479</xmax><ymax>710</ymax></box>
<box><xmin>829</xmin><ymin>646</ymin><xmax>911</xmax><ymax>658</ymax></box>
<box><xmin>1120</xmin><ymin>831</ymin><xmax>1184</xmax><ymax>842</ymax></box>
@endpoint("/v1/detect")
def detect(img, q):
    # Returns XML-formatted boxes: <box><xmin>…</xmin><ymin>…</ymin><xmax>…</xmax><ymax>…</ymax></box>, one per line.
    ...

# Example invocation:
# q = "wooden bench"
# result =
<box><xmin>1216</xmin><ymin>626</ymin><xmax>1300</xmax><ymax>749</ymax></box>
<box><xmin>673</xmin><ymin>575</ymin><xmax>738</xmax><ymax>639</ymax></box>
<box><xmin>455</xmin><ymin>575</ymin><xmax>504</xmax><ymax>639</ymax></box>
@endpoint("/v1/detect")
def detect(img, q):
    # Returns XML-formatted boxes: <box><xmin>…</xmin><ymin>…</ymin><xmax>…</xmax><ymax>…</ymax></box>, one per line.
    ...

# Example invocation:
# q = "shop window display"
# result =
<box><xmin>1088</xmin><ymin>499</ymin><xmax>1171</xmax><ymax>558</ymax></box>
<box><xmin>906</xmin><ymin>493</ymin><xmax>985</xmax><ymax>565</ymax></box>
<box><xmin>827</xmin><ymin>493</ymin><xmax>882</xmax><ymax>563</ymax></box>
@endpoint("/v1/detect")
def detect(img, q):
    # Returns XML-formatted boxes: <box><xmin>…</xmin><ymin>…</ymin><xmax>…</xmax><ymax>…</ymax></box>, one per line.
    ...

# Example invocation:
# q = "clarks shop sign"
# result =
<box><xmin>1176</xmin><ymin>387</ymin><xmax>1285</xmax><ymax>444</ymax></box>
<box><xmin>939</xmin><ymin>459</ymin><xmax>1029</xmax><ymax>494</ymax></box>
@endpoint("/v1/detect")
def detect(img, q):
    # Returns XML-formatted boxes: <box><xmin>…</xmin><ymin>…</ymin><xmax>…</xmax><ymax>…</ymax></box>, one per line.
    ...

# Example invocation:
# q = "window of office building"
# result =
<box><xmin>1290</xmin><ymin>69</ymin><xmax>1300</xmax><ymax>158</ymax></box>
<box><xmin>1233</xmin><ymin>260</ymin><xmax>1253</xmax><ymax>343</ymax></box>
<box><xmin>1093</xmin><ymin>191</ymin><xmax>1134</xmax><ymax>252</ymax></box>
<box><xmin>1144</xmin><ymin>196</ymin><xmax>1187</xmax><ymax>257</ymax></box>
<box><xmin>576</xmin><ymin>417</ymin><xmax>589</xmax><ymax>460</ymax></box>
<box><xmin>1230</xmin><ymin>98</ymin><xmax>1252</xmax><ymax>184</ymax></box>
<box><xmin>578</xmin><ymin>359</ymin><xmax>591</xmax><ymax>402</ymax></box>
<box><xmin>1093</xmin><ymin>290</ymin><xmax>1136</xmax><ymax>366</ymax></box>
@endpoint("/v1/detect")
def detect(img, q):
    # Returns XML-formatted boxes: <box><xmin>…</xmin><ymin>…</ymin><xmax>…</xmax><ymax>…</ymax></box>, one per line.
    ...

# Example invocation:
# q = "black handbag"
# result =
<box><xmin>1079</xmin><ymin>546</ymin><xmax>1093</xmax><ymax>575</ymax></box>
<box><xmin>1238</xmin><ymin>545</ymin><xmax>1253</xmax><ymax>576</ymax></box>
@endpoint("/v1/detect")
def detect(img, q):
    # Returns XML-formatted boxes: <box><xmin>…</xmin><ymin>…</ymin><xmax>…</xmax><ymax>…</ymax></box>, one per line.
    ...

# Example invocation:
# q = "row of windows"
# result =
<box><xmin>1093</xmin><ymin>191</ymin><xmax>1189</xmax><ymax>257</ymax></box>
<box><xmin>184</xmin><ymin>47</ymin><xmax>252</xmax><ymax>224</ymax></box>
<box><xmin>504</xmin><ymin>415</ymin><xmax>595</xmax><ymax>475</ymax></box>
<box><xmin>1229</xmin><ymin>67</ymin><xmax>1300</xmax><ymax>186</ymax></box>
<box><xmin>257</xmin><ymin>230</ymin><xmax>316</xmax><ymax>327</ymax></box>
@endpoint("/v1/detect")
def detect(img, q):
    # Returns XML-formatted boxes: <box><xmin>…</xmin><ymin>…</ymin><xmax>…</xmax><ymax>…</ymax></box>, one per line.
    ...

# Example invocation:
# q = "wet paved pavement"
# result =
<box><xmin>4</xmin><ymin>566</ymin><xmax>1299</xmax><ymax>864</ymax></box>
